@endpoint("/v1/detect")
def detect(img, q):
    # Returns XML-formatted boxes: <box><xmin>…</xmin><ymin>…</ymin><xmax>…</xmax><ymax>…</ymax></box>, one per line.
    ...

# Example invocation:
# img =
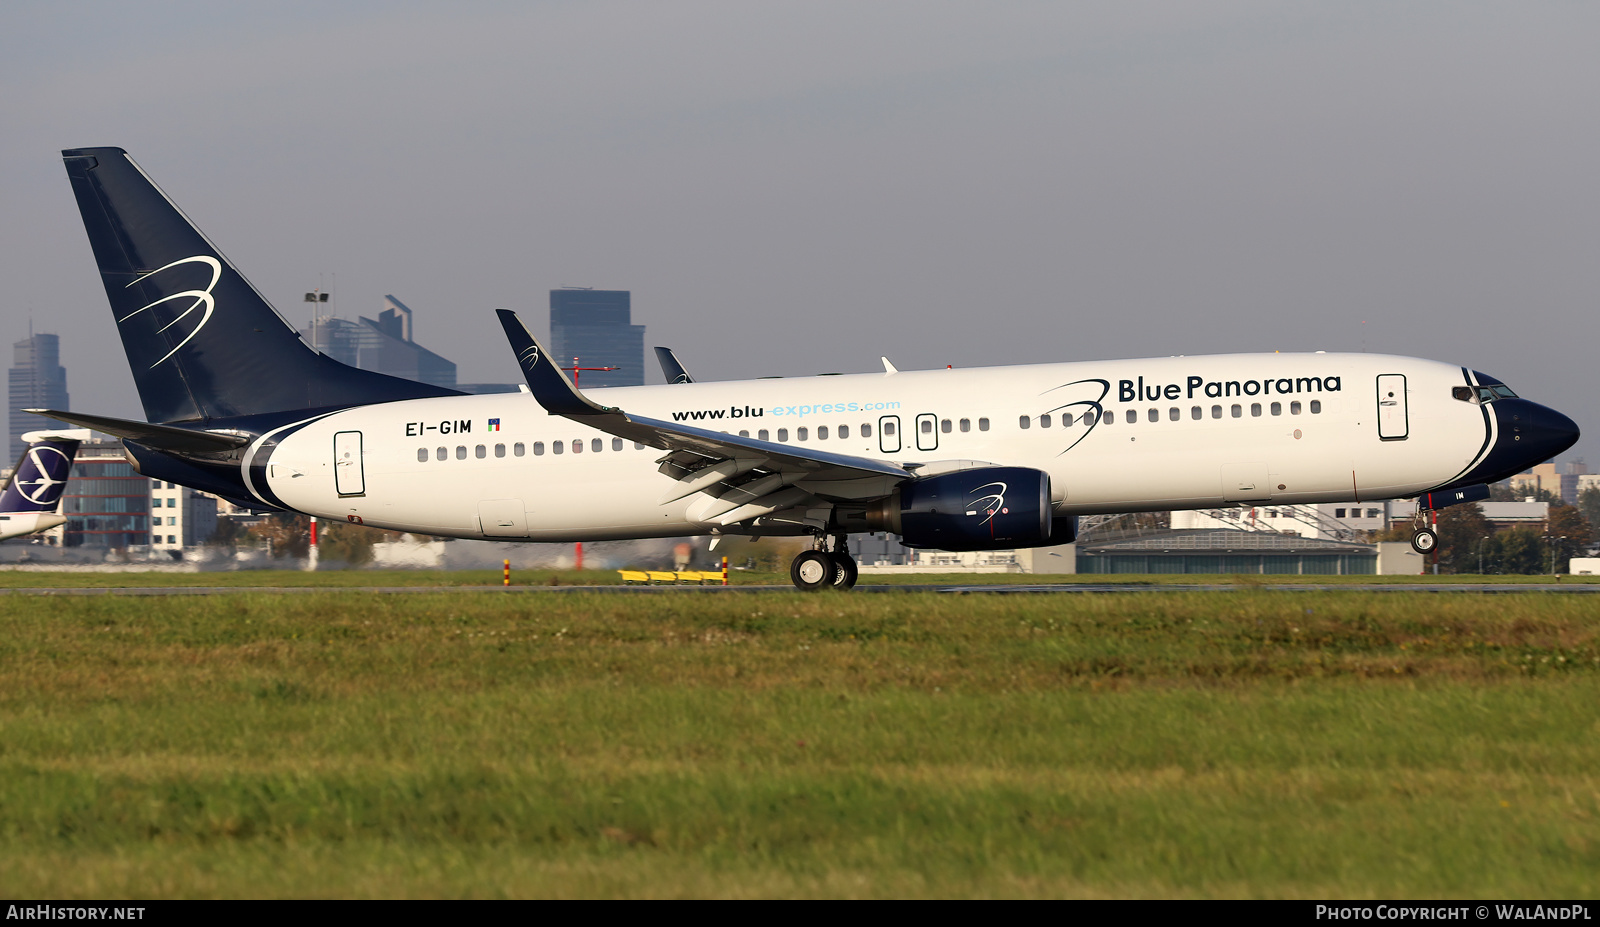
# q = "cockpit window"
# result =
<box><xmin>1467</xmin><ymin>372</ymin><xmax>1519</xmax><ymax>403</ymax></box>
<box><xmin>1452</xmin><ymin>386</ymin><xmax>1477</xmax><ymax>403</ymax></box>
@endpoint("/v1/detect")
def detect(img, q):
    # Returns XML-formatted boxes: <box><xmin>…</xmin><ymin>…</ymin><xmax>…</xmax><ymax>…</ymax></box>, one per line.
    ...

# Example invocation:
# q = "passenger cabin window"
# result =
<box><xmin>839</xmin><ymin>425</ymin><xmax>850</xmax><ymax>439</ymax></box>
<box><xmin>1169</xmin><ymin>408</ymin><xmax>1180</xmax><ymax>421</ymax></box>
<box><xmin>778</xmin><ymin>428</ymin><xmax>789</xmax><ymax>442</ymax></box>
<box><xmin>495</xmin><ymin>444</ymin><xmax>506</xmax><ymax>458</ymax></box>
<box><xmin>1231</xmin><ymin>404</ymin><xmax>1242</xmax><ymax>418</ymax></box>
<box><xmin>1310</xmin><ymin>400</ymin><xmax>1322</xmax><ymax>414</ymax></box>
<box><xmin>920</xmin><ymin>420</ymin><xmax>933</xmax><ymax>434</ymax></box>
<box><xmin>1270</xmin><ymin>402</ymin><xmax>1282</xmax><ymax>416</ymax></box>
<box><xmin>436</xmin><ymin>447</ymin><xmax>447</xmax><ymax>461</ymax></box>
<box><xmin>978</xmin><ymin>418</ymin><xmax>989</xmax><ymax>431</ymax></box>
<box><xmin>1212</xmin><ymin>405</ymin><xmax>1222</xmax><ymax>419</ymax></box>
<box><xmin>1124</xmin><ymin>410</ymin><xmax>1136</xmax><ymax>424</ymax></box>
<box><xmin>571</xmin><ymin>440</ymin><xmax>582</xmax><ymax>454</ymax></box>
<box><xmin>758</xmin><ymin>429</ymin><xmax>769</xmax><ymax>441</ymax></box>
<box><xmin>959</xmin><ymin>419</ymin><xmax>970</xmax><ymax>433</ymax></box>
<box><xmin>862</xmin><ymin>424</ymin><xmax>873</xmax><ymax>438</ymax></box>
<box><xmin>1102</xmin><ymin>410</ymin><xmax>1113</xmax><ymax>425</ymax></box>
<box><xmin>882</xmin><ymin>422</ymin><xmax>895</xmax><ymax>436</ymax></box>
<box><xmin>1147</xmin><ymin>408</ymin><xmax>1159</xmax><ymax>423</ymax></box>
<box><xmin>1040</xmin><ymin>414</ymin><xmax>1051</xmax><ymax>428</ymax></box>
<box><xmin>817</xmin><ymin>426</ymin><xmax>829</xmax><ymax>440</ymax></box>
<box><xmin>941</xmin><ymin>419</ymin><xmax>952</xmax><ymax>433</ymax></box>
<box><xmin>592</xmin><ymin>438</ymin><xmax>603</xmax><ymax>453</ymax></box>
<box><xmin>417</xmin><ymin>448</ymin><xmax>428</xmax><ymax>462</ymax></box>
<box><xmin>456</xmin><ymin>446</ymin><xmax>467</xmax><ymax>459</ymax></box>
<box><xmin>1250</xmin><ymin>403</ymin><xmax>1262</xmax><ymax>417</ymax></box>
<box><xmin>739</xmin><ymin>430</ymin><xmax>749</xmax><ymax>438</ymax></box>
<box><xmin>1191</xmin><ymin>406</ymin><xmax>1202</xmax><ymax>420</ymax></box>
<box><xmin>475</xmin><ymin>445</ymin><xmax>486</xmax><ymax>458</ymax></box>
<box><xmin>552</xmin><ymin>441</ymin><xmax>563</xmax><ymax>455</ymax></box>
<box><xmin>797</xmin><ymin>427</ymin><xmax>809</xmax><ymax>441</ymax></box>
<box><xmin>1290</xmin><ymin>401</ymin><xmax>1302</xmax><ymax>415</ymax></box>
<box><xmin>1019</xmin><ymin>415</ymin><xmax>1031</xmax><ymax>430</ymax></box>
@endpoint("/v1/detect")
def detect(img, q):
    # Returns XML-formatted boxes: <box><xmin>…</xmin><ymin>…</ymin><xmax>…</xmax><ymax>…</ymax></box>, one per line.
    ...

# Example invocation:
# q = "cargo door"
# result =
<box><xmin>1377</xmin><ymin>374</ymin><xmax>1408</xmax><ymax>440</ymax></box>
<box><xmin>479</xmin><ymin>499</ymin><xmax>528</xmax><ymax>538</ymax></box>
<box><xmin>334</xmin><ymin>431</ymin><xmax>365</xmax><ymax>496</ymax></box>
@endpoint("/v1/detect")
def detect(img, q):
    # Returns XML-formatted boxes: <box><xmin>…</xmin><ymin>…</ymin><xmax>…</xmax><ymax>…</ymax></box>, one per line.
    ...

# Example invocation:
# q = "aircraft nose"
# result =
<box><xmin>1501</xmin><ymin>400</ymin><xmax>1580</xmax><ymax>467</ymax></box>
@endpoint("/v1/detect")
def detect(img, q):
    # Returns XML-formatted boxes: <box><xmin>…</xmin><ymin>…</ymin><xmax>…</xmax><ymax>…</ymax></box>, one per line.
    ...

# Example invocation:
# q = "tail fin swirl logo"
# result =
<box><xmin>120</xmin><ymin>255</ymin><xmax>222</xmax><ymax>367</ymax></box>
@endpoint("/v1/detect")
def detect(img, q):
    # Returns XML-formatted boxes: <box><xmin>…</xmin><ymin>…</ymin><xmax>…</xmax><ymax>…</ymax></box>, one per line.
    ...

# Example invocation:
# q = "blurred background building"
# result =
<box><xmin>300</xmin><ymin>295</ymin><xmax>457</xmax><ymax>389</ymax></box>
<box><xmin>549</xmin><ymin>288</ymin><xmax>645</xmax><ymax>388</ymax></box>
<box><xmin>9</xmin><ymin>332</ymin><xmax>71</xmax><ymax>460</ymax></box>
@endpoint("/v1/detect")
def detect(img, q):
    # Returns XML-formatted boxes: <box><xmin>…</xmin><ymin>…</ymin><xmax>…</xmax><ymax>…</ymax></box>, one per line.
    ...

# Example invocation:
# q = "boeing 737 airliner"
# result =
<box><xmin>39</xmin><ymin>148</ymin><xmax>1579</xmax><ymax>588</ymax></box>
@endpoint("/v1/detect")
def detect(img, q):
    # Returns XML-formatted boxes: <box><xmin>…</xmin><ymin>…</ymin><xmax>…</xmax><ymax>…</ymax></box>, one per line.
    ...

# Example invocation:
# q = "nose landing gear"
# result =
<box><xmin>1410</xmin><ymin>527</ymin><xmax>1438</xmax><ymax>555</ymax></box>
<box><xmin>789</xmin><ymin>534</ymin><xmax>859</xmax><ymax>591</ymax></box>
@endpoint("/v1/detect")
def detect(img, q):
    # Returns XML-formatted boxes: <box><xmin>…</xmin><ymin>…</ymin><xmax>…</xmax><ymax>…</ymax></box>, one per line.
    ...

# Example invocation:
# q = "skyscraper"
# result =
<box><xmin>549</xmin><ymin>289</ymin><xmax>645</xmax><ymax>389</ymax></box>
<box><xmin>9</xmin><ymin>333</ymin><xmax>71</xmax><ymax>460</ymax></box>
<box><xmin>300</xmin><ymin>295</ymin><xmax>457</xmax><ymax>389</ymax></box>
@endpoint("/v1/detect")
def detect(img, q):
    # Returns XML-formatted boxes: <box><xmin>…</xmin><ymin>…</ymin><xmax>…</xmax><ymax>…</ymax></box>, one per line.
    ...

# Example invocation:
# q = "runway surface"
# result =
<box><xmin>2</xmin><ymin>583</ymin><xmax>1598</xmax><ymax>596</ymax></box>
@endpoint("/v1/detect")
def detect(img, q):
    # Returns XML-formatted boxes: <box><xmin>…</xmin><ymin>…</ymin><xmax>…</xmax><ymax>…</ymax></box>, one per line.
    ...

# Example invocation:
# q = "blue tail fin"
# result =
<box><xmin>61</xmin><ymin>148</ymin><xmax>461</xmax><ymax>424</ymax></box>
<box><xmin>0</xmin><ymin>434</ymin><xmax>82</xmax><ymax>514</ymax></box>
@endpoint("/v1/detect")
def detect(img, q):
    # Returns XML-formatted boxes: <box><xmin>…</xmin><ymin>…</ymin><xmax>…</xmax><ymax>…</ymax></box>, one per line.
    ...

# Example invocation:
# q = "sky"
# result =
<box><xmin>3</xmin><ymin>1</ymin><xmax>1597</xmax><ymax>465</ymax></box>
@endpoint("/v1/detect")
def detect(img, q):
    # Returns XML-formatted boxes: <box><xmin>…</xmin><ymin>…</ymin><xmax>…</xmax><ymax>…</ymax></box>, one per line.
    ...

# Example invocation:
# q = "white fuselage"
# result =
<box><xmin>254</xmin><ymin>352</ymin><xmax>1487</xmax><ymax>541</ymax></box>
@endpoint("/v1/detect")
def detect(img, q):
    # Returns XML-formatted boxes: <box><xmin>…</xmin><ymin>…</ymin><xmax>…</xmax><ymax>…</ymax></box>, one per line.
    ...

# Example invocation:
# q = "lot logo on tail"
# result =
<box><xmin>119</xmin><ymin>255</ymin><xmax>222</xmax><ymax>367</ymax></box>
<box><xmin>15</xmin><ymin>445</ymin><xmax>72</xmax><ymax>505</ymax></box>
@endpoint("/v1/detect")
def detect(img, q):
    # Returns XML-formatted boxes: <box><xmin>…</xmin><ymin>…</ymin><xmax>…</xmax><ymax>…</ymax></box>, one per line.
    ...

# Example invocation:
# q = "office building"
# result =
<box><xmin>147</xmin><ymin>478</ymin><xmax>218</xmax><ymax>553</ymax></box>
<box><xmin>62</xmin><ymin>438</ymin><xmax>148</xmax><ymax>549</ymax></box>
<box><xmin>9</xmin><ymin>333</ymin><xmax>71</xmax><ymax>460</ymax></box>
<box><xmin>300</xmin><ymin>295</ymin><xmax>456</xmax><ymax>389</ymax></box>
<box><xmin>549</xmin><ymin>289</ymin><xmax>645</xmax><ymax>388</ymax></box>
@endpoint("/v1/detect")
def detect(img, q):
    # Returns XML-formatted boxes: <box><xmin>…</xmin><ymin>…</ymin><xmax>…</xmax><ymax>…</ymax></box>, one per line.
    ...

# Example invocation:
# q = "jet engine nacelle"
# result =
<box><xmin>867</xmin><ymin>466</ymin><xmax>1055</xmax><ymax>551</ymax></box>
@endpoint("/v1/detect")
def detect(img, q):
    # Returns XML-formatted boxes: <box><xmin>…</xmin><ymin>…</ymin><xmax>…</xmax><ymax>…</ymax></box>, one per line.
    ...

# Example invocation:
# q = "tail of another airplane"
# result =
<box><xmin>0</xmin><ymin>430</ymin><xmax>86</xmax><ymax>541</ymax></box>
<box><xmin>61</xmin><ymin>148</ymin><xmax>461</xmax><ymax>425</ymax></box>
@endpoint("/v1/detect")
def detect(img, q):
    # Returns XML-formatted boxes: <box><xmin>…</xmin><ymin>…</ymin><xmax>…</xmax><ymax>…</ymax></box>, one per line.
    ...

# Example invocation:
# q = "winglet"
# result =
<box><xmin>655</xmin><ymin>346</ymin><xmax>695</xmax><ymax>384</ymax></box>
<box><xmin>495</xmin><ymin>309</ymin><xmax>616</xmax><ymax>416</ymax></box>
<box><xmin>881</xmin><ymin>356</ymin><xmax>898</xmax><ymax>374</ymax></box>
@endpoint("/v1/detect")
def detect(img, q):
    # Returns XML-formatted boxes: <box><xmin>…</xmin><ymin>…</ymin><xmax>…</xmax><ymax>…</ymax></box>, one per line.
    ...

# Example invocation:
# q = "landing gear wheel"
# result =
<box><xmin>791</xmin><ymin>550</ymin><xmax>835</xmax><ymax>591</ymax></box>
<box><xmin>831</xmin><ymin>555</ymin><xmax>859</xmax><ymax>590</ymax></box>
<box><xmin>1411</xmin><ymin>528</ymin><xmax>1438</xmax><ymax>555</ymax></box>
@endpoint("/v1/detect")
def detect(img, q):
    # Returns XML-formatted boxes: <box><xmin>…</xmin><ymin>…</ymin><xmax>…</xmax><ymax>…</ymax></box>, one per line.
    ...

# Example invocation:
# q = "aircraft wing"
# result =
<box><xmin>497</xmin><ymin>310</ymin><xmax>910</xmax><ymax>526</ymax></box>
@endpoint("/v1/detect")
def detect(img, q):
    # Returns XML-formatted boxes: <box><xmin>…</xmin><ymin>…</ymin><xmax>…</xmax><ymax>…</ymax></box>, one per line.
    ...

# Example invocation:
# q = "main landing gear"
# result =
<box><xmin>790</xmin><ymin>535</ymin><xmax>858</xmax><ymax>591</ymax></box>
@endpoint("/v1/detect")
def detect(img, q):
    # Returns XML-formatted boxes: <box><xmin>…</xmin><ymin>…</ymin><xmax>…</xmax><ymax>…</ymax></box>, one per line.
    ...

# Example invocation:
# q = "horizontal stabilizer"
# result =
<box><xmin>24</xmin><ymin>409</ymin><xmax>251</xmax><ymax>453</ymax></box>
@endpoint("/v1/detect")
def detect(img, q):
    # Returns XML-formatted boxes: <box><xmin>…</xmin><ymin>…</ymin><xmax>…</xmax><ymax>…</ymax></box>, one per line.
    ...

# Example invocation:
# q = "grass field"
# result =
<box><xmin>2</xmin><ymin>588</ymin><xmax>1598</xmax><ymax>897</ymax></box>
